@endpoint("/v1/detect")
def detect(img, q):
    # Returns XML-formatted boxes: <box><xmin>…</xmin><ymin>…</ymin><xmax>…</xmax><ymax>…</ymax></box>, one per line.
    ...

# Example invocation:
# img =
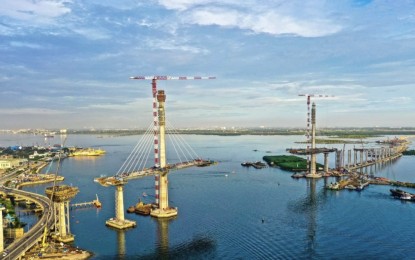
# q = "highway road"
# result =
<box><xmin>0</xmin><ymin>167</ymin><xmax>54</xmax><ymax>259</ymax></box>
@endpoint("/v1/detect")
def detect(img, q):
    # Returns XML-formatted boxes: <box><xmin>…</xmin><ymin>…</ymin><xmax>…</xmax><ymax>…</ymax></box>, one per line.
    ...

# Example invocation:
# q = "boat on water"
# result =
<box><xmin>93</xmin><ymin>194</ymin><xmax>102</xmax><ymax>208</ymax></box>
<box><xmin>390</xmin><ymin>189</ymin><xmax>406</xmax><ymax>197</ymax></box>
<box><xmin>126</xmin><ymin>206</ymin><xmax>135</xmax><ymax>213</ymax></box>
<box><xmin>356</xmin><ymin>181</ymin><xmax>369</xmax><ymax>191</ymax></box>
<box><xmin>135</xmin><ymin>200</ymin><xmax>152</xmax><ymax>216</ymax></box>
<box><xmin>327</xmin><ymin>182</ymin><xmax>340</xmax><ymax>190</ymax></box>
<box><xmin>241</xmin><ymin>161</ymin><xmax>266</xmax><ymax>169</ymax></box>
<box><xmin>72</xmin><ymin>148</ymin><xmax>106</xmax><ymax>156</ymax></box>
<box><xmin>390</xmin><ymin>189</ymin><xmax>415</xmax><ymax>201</ymax></box>
<box><xmin>291</xmin><ymin>173</ymin><xmax>305</xmax><ymax>178</ymax></box>
<box><xmin>345</xmin><ymin>184</ymin><xmax>357</xmax><ymax>190</ymax></box>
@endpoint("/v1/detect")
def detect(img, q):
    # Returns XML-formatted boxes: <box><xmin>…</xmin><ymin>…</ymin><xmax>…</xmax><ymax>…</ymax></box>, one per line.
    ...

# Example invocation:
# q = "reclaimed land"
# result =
<box><xmin>263</xmin><ymin>155</ymin><xmax>323</xmax><ymax>172</ymax></box>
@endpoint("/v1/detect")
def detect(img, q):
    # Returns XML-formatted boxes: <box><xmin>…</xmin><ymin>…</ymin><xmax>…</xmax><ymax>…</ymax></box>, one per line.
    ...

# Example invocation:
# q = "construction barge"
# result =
<box><xmin>325</xmin><ymin>175</ymin><xmax>415</xmax><ymax>192</ymax></box>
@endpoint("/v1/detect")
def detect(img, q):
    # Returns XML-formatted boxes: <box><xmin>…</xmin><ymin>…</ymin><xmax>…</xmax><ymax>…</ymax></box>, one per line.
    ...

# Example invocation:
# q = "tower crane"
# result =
<box><xmin>130</xmin><ymin>76</ymin><xmax>215</xmax><ymax>207</ymax></box>
<box><xmin>298</xmin><ymin>94</ymin><xmax>334</xmax><ymax>173</ymax></box>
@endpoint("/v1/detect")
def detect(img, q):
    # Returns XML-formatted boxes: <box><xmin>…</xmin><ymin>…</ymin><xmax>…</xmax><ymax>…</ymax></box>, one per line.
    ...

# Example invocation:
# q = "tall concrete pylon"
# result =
<box><xmin>306</xmin><ymin>103</ymin><xmax>322</xmax><ymax>178</ymax></box>
<box><xmin>151</xmin><ymin>90</ymin><xmax>178</xmax><ymax>218</ymax></box>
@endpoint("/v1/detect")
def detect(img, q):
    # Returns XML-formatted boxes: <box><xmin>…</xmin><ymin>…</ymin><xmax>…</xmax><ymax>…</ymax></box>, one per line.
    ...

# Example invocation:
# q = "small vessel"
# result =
<box><xmin>327</xmin><ymin>182</ymin><xmax>340</xmax><ymax>190</ymax></box>
<box><xmin>93</xmin><ymin>194</ymin><xmax>102</xmax><ymax>208</ymax></box>
<box><xmin>126</xmin><ymin>206</ymin><xmax>136</xmax><ymax>213</ymax></box>
<box><xmin>252</xmin><ymin>161</ymin><xmax>266</xmax><ymax>169</ymax></box>
<box><xmin>390</xmin><ymin>189</ymin><xmax>406</xmax><ymax>197</ymax></box>
<box><xmin>291</xmin><ymin>173</ymin><xmax>305</xmax><ymax>178</ymax></box>
<box><xmin>356</xmin><ymin>181</ymin><xmax>369</xmax><ymax>191</ymax></box>
<box><xmin>72</xmin><ymin>148</ymin><xmax>106</xmax><ymax>156</ymax></box>
<box><xmin>390</xmin><ymin>189</ymin><xmax>414</xmax><ymax>201</ymax></box>
<box><xmin>345</xmin><ymin>185</ymin><xmax>356</xmax><ymax>190</ymax></box>
<box><xmin>135</xmin><ymin>200</ymin><xmax>151</xmax><ymax>216</ymax></box>
<box><xmin>241</xmin><ymin>161</ymin><xmax>266</xmax><ymax>169</ymax></box>
<box><xmin>400</xmin><ymin>193</ymin><xmax>412</xmax><ymax>200</ymax></box>
<box><xmin>142</xmin><ymin>192</ymin><xmax>148</xmax><ymax>197</ymax></box>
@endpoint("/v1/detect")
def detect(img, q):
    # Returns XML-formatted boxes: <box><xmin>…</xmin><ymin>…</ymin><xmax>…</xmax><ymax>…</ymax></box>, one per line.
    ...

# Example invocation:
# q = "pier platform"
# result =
<box><xmin>105</xmin><ymin>218</ymin><xmax>136</xmax><ymax>229</ymax></box>
<box><xmin>150</xmin><ymin>207</ymin><xmax>178</xmax><ymax>218</ymax></box>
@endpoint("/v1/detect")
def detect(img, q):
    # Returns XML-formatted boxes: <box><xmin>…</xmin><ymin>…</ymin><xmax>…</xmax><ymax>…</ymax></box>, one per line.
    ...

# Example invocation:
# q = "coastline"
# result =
<box><xmin>15</xmin><ymin>175</ymin><xmax>65</xmax><ymax>188</ymax></box>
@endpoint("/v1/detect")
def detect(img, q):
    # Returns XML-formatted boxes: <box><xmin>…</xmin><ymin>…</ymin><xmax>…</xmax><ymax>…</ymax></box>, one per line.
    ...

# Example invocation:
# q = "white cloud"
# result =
<box><xmin>0</xmin><ymin>108</ymin><xmax>70</xmax><ymax>115</ymax></box>
<box><xmin>0</xmin><ymin>0</ymin><xmax>72</xmax><ymax>24</ymax></box>
<box><xmin>186</xmin><ymin>8</ymin><xmax>340</xmax><ymax>37</ymax></box>
<box><xmin>10</xmin><ymin>41</ymin><xmax>44</xmax><ymax>49</ymax></box>
<box><xmin>158</xmin><ymin>1</ymin><xmax>342</xmax><ymax>37</ymax></box>
<box><xmin>72</xmin><ymin>28</ymin><xmax>110</xmax><ymax>40</ymax></box>
<box><xmin>144</xmin><ymin>38</ymin><xmax>209</xmax><ymax>54</ymax></box>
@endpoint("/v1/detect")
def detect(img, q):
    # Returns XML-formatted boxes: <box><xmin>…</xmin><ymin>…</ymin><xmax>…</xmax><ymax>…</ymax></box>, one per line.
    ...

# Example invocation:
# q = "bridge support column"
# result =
<box><xmin>116</xmin><ymin>185</ymin><xmax>125</xmax><ymax>222</ymax></box>
<box><xmin>360</xmin><ymin>151</ymin><xmax>364</xmax><ymax>165</ymax></box>
<box><xmin>335</xmin><ymin>150</ymin><xmax>342</xmax><ymax>170</ymax></box>
<box><xmin>323</xmin><ymin>152</ymin><xmax>329</xmax><ymax>173</ymax></box>
<box><xmin>0</xmin><ymin>205</ymin><xmax>4</xmax><ymax>252</ymax></box>
<box><xmin>106</xmin><ymin>184</ymin><xmax>136</xmax><ymax>229</ymax></box>
<box><xmin>354</xmin><ymin>150</ymin><xmax>357</xmax><ymax>166</ymax></box>
<box><xmin>45</xmin><ymin>185</ymin><xmax>79</xmax><ymax>243</ymax></box>
<box><xmin>348</xmin><ymin>150</ymin><xmax>352</xmax><ymax>169</ymax></box>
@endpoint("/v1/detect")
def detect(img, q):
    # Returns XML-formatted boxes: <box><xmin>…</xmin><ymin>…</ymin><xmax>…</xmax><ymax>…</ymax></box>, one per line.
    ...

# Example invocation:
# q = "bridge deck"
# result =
<box><xmin>94</xmin><ymin>159</ymin><xmax>216</xmax><ymax>187</ymax></box>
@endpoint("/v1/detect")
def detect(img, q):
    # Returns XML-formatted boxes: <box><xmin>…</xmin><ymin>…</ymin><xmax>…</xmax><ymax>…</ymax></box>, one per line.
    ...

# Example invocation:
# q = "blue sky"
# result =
<box><xmin>1</xmin><ymin>0</ymin><xmax>415</xmax><ymax>129</ymax></box>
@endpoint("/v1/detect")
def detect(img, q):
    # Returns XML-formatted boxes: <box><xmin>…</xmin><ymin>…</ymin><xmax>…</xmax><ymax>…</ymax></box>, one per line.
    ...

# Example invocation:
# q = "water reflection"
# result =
<box><xmin>156</xmin><ymin>218</ymin><xmax>171</xmax><ymax>259</ymax></box>
<box><xmin>136</xmin><ymin>217</ymin><xmax>216</xmax><ymax>259</ymax></box>
<box><xmin>116</xmin><ymin>229</ymin><xmax>126</xmax><ymax>259</ymax></box>
<box><xmin>288</xmin><ymin>178</ymin><xmax>326</xmax><ymax>258</ymax></box>
<box><xmin>306</xmin><ymin>178</ymin><xmax>318</xmax><ymax>257</ymax></box>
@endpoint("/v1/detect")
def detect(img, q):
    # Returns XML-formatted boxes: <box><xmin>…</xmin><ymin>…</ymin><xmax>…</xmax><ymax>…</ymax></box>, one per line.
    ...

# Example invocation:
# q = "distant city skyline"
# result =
<box><xmin>1</xmin><ymin>1</ymin><xmax>415</xmax><ymax>129</ymax></box>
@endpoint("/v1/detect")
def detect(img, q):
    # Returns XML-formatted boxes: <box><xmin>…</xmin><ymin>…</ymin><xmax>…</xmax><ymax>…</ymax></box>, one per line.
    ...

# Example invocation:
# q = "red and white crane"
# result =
<box><xmin>130</xmin><ymin>76</ymin><xmax>215</xmax><ymax>205</ymax></box>
<box><xmin>298</xmin><ymin>93</ymin><xmax>334</xmax><ymax>173</ymax></box>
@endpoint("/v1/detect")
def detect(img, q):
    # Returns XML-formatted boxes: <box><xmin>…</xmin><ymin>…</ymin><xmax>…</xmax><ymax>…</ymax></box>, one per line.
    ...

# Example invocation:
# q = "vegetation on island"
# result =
<box><xmin>263</xmin><ymin>155</ymin><xmax>324</xmax><ymax>172</ymax></box>
<box><xmin>403</xmin><ymin>150</ymin><xmax>415</xmax><ymax>156</ymax></box>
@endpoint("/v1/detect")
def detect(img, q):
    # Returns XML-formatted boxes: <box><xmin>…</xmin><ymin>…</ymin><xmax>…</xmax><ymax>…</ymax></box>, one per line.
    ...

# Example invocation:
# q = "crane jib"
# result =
<box><xmin>130</xmin><ymin>76</ymin><xmax>216</xmax><ymax>80</ymax></box>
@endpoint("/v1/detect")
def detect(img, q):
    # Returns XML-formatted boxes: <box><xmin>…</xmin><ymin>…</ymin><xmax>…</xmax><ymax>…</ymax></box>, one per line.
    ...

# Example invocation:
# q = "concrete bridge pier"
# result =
<box><xmin>323</xmin><ymin>152</ymin><xmax>329</xmax><ymax>172</ymax></box>
<box><xmin>0</xmin><ymin>204</ymin><xmax>4</xmax><ymax>252</ymax></box>
<box><xmin>45</xmin><ymin>185</ymin><xmax>79</xmax><ymax>243</ymax></box>
<box><xmin>347</xmin><ymin>150</ymin><xmax>352</xmax><ymax>169</ymax></box>
<box><xmin>335</xmin><ymin>150</ymin><xmax>342</xmax><ymax>170</ymax></box>
<box><xmin>354</xmin><ymin>150</ymin><xmax>357</xmax><ymax>167</ymax></box>
<box><xmin>106</xmin><ymin>183</ymin><xmax>136</xmax><ymax>229</ymax></box>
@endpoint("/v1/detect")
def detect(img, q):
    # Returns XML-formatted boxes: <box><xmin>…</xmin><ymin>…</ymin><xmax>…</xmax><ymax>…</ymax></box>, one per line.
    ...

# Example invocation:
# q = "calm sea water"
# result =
<box><xmin>3</xmin><ymin>134</ymin><xmax>415</xmax><ymax>259</ymax></box>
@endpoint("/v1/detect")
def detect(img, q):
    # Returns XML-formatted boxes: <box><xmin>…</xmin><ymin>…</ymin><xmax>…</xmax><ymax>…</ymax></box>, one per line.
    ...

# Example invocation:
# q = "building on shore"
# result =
<box><xmin>0</xmin><ymin>157</ymin><xmax>28</xmax><ymax>170</ymax></box>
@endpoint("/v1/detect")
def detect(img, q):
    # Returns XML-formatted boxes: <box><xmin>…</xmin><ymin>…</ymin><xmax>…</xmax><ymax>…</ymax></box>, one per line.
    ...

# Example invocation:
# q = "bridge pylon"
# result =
<box><xmin>151</xmin><ymin>90</ymin><xmax>178</xmax><ymax>218</ymax></box>
<box><xmin>306</xmin><ymin>103</ymin><xmax>322</xmax><ymax>178</ymax></box>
